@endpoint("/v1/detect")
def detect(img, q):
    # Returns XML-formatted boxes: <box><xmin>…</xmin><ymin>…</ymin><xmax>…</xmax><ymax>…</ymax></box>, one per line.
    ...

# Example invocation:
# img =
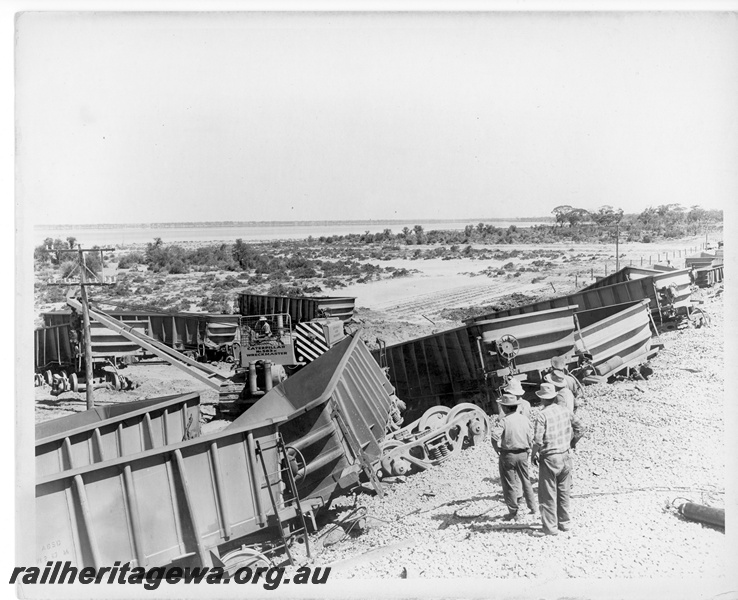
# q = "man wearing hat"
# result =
<box><xmin>491</xmin><ymin>393</ymin><xmax>538</xmax><ymax>520</ymax></box>
<box><xmin>256</xmin><ymin>316</ymin><xmax>272</xmax><ymax>338</ymax></box>
<box><xmin>551</xmin><ymin>356</ymin><xmax>584</xmax><ymax>407</ymax></box>
<box><xmin>545</xmin><ymin>369</ymin><xmax>576</xmax><ymax>413</ymax></box>
<box><xmin>502</xmin><ymin>378</ymin><xmax>531</xmax><ymax>418</ymax></box>
<box><xmin>531</xmin><ymin>382</ymin><xmax>585</xmax><ymax>536</ymax></box>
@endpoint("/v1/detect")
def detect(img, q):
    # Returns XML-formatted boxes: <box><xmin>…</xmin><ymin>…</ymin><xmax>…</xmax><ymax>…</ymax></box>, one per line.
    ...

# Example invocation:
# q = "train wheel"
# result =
<box><xmin>70</xmin><ymin>372</ymin><xmax>79</xmax><ymax>393</ymax></box>
<box><xmin>689</xmin><ymin>307</ymin><xmax>709</xmax><ymax>329</ymax></box>
<box><xmin>418</xmin><ymin>405</ymin><xmax>451</xmax><ymax>431</ymax></box>
<box><xmin>44</xmin><ymin>370</ymin><xmax>53</xmax><ymax>386</ymax></box>
<box><xmin>221</xmin><ymin>547</ymin><xmax>272</xmax><ymax>577</ymax></box>
<box><xmin>446</xmin><ymin>403</ymin><xmax>490</xmax><ymax>446</ymax></box>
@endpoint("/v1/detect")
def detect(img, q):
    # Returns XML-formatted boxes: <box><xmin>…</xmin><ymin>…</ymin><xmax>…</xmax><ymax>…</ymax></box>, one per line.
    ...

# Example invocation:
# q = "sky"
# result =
<box><xmin>15</xmin><ymin>11</ymin><xmax>738</xmax><ymax>225</ymax></box>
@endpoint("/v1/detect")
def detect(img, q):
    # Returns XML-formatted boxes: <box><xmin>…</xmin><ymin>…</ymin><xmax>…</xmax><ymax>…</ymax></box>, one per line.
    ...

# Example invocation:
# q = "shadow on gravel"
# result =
<box><xmin>35</xmin><ymin>399</ymin><xmax>87</xmax><ymax>409</ymax></box>
<box><xmin>465</xmin><ymin>521</ymin><xmax>541</xmax><ymax>535</ymax></box>
<box><xmin>34</xmin><ymin>404</ymin><xmax>79</xmax><ymax>415</ymax></box>
<box><xmin>426</xmin><ymin>493</ymin><xmax>505</xmax><ymax>530</ymax></box>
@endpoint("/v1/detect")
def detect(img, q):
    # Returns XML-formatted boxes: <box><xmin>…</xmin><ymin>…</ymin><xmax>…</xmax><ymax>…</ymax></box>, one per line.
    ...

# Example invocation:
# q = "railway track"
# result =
<box><xmin>373</xmin><ymin>280</ymin><xmax>549</xmax><ymax>321</ymax></box>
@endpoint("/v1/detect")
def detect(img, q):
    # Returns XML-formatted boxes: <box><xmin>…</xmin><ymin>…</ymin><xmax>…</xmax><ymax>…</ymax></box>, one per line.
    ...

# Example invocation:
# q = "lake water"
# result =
<box><xmin>33</xmin><ymin>220</ymin><xmax>551</xmax><ymax>247</ymax></box>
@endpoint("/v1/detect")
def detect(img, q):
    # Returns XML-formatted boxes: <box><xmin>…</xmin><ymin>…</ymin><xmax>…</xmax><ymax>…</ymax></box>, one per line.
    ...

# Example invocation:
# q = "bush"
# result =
<box><xmin>391</xmin><ymin>268</ymin><xmax>411</xmax><ymax>278</ymax></box>
<box><xmin>323</xmin><ymin>277</ymin><xmax>346</xmax><ymax>289</ymax></box>
<box><xmin>118</xmin><ymin>251</ymin><xmax>145</xmax><ymax>269</ymax></box>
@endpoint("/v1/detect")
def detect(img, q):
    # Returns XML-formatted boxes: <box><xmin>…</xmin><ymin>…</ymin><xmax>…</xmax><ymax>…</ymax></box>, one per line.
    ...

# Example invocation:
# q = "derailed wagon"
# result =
<box><xmin>34</xmin><ymin>318</ymin><xmax>149</xmax><ymax>390</ymax></box>
<box><xmin>573</xmin><ymin>299</ymin><xmax>656</xmax><ymax>383</ymax></box>
<box><xmin>466</xmin><ymin>266</ymin><xmax>694</xmax><ymax>326</ymax></box>
<box><xmin>40</xmin><ymin>309</ymin><xmax>241</xmax><ymax>361</ymax></box>
<box><xmin>36</xmin><ymin>392</ymin><xmax>202</xmax><ymax>477</ymax></box>
<box><xmin>374</xmin><ymin>306</ymin><xmax>578</xmax><ymax>421</ymax></box>
<box><xmin>35</xmin><ymin>333</ymin><xmax>400</xmax><ymax>570</ymax></box>
<box><xmin>375</xmin><ymin>296</ymin><xmax>663</xmax><ymax>418</ymax></box>
<box><xmin>238</xmin><ymin>292</ymin><xmax>356</xmax><ymax>323</ymax></box>
<box><xmin>580</xmin><ymin>266</ymin><xmax>693</xmax><ymax>322</ymax></box>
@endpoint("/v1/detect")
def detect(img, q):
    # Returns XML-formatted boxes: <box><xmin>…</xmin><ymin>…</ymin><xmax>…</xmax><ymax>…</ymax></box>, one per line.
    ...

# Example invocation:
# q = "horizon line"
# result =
<box><xmin>34</xmin><ymin>217</ymin><xmax>554</xmax><ymax>230</ymax></box>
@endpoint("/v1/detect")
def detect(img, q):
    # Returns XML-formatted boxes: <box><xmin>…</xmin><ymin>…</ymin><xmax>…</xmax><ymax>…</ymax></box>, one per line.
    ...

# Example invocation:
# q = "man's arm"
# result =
<box><xmin>490</xmin><ymin>418</ymin><xmax>502</xmax><ymax>455</ymax></box>
<box><xmin>530</xmin><ymin>413</ymin><xmax>544</xmax><ymax>465</ymax></box>
<box><xmin>570</xmin><ymin>412</ymin><xmax>585</xmax><ymax>448</ymax></box>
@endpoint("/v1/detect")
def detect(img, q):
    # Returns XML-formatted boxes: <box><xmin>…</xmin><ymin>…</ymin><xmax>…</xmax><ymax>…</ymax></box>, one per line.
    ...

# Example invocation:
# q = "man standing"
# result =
<box><xmin>551</xmin><ymin>356</ymin><xmax>584</xmax><ymax>399</ymax></box>
<box><xmin>531</xmin><ymin>383</ymin><xmax>585</xmax><ymax>536</ymax></box>
<box><xmin>502</xmin><ymin>378</ymin><xmax>531</xmax><ymax>418</ymax></box>
<box><xmin>491</xmin><ymin>393</ymin><xmax>538</xmax><ymax>520</ymax></box>
<box><xmin>545</xmin><ymin>372</ymin><xmax>576</xmax><ymax>413</ymax></box>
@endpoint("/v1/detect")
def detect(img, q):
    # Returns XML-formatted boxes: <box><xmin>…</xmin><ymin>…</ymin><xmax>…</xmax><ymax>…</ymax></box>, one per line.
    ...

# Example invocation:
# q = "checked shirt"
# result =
<box><xmin>533</xmin><ymin>403</ymin><xmax>583</xmax><ymax>455</ymax></box>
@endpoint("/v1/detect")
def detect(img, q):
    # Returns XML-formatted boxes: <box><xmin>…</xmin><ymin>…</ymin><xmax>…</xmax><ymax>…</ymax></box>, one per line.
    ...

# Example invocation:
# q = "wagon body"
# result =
<box><xmin>238</xmin><ymin>293</ymin><xmax>356</xmax><ymax>323</ymax></box>
<box><xmin>36</xmin><ymin>392</ymin><xmax>202</xmax><ymax>478</ymax></box>
<box><xmin>695</xmin><ymin>265</ymin><xmax>724</xmax><ymax>287</ymax></box>
<box><xmin>466</xmin><ymin>268</ymin><xmax>692</xmax><ymax>324</ymax></box>
<box><xmin>470</xmin><ymin>305</ymin><xmax>578</xmax><ymax>382</ymax></box>
<box><xmin>580</xmin><ymin>267</ymin><xmax>692</xmax><ymax>315</ymax></box>
<box><xmin>374</xmin><ymin>306</ymin><xmax>578</xmax><ymax>420</ymax></box>
<box><xmin>373</xmin><ymin>325</ymin><xmax>482</xmax><ymax>421</ymax></box>
<box><xmin>36</xmin><ymin>418</ymin><xmax>284</xmax><ymax>569</ymax></box>
<box><xmin>574</xmin><ymin>299</ymin><xmax>653</xmax><ymax>380</ymax></box>
<box><xmin>34</xmin><ymin>324</ymin><xmax>76</xmax><ymax>371</ymax></box>
<box><xmin>40</xmin><ymin>310</ymin><xmax>241</xmax><ymax>353</ymax></box>
<box><xmin>233</xmin><ymin>333</ymin><xmax>395</xmax><ymax>504</ymax></box>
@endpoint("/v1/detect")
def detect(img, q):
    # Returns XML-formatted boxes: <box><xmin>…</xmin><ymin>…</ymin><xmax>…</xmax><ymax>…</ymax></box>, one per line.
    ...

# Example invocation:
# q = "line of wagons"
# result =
<box><xmin>33</xmin><ymin>293</ymin><xmax>357</xmax><ymax>392</ymax></box>
<box><xmin>33</xmin><ymin>256</ymin><xmax>722</xmax><ymax>571</ymax></box>
<box><xmin>34</xmin><ymin>334</ymin><xmax>490</xmax><ymax>572</ymax></box>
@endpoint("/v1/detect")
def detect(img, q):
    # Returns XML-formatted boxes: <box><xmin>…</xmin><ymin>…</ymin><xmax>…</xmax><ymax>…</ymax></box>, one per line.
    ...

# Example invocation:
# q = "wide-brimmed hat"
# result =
<box><xmin>498</xmin><ymin>393</ymin><xmax>521</xmax><ymax>407</ymax></box>
<box><xmin>551</xmin><ymin>356</ymin><xmax>567</xmax><ymax>371</ymax></box>
<box><xmin>503</xmin><ymin>379</ymin><xmax>525</xmax><ymax>396</ymax></box>
<box><xmin>258</xmin><ymin>316</ymin><xmax>267</xmax><ymax>321</ymax></box>
<box><xmin>545</xmin><ymin>370</ymin><xmax>567</xmax><ymax>388</ymax></box>
<box><xmin>536</xmin><ymin>382</ymin><xmax>558</xmax><ymax>400</ymax></box>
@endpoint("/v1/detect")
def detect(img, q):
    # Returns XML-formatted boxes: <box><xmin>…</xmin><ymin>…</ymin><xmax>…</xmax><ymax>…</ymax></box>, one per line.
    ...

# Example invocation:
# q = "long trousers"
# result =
<box><xmin>499</xmin><ymin>450</ymin><xmax>536</xmax><ymax>514</ymax></box>
<box><xmin>538</xmin><ymin>451</ymin><xmax>572</xmax><ymax>534</ymax></box>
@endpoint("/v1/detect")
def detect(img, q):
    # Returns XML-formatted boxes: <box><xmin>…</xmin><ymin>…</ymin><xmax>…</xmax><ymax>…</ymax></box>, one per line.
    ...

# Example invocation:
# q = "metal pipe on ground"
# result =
<box><xmin>678</xmin><ymin>502</ymin><xmax>725</xmax><ymax>529</ymax></box>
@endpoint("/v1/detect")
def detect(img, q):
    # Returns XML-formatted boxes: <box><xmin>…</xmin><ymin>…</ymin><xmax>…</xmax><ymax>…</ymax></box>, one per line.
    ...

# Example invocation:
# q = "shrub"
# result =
<box><xmin>118</xmin><ymin>251</ymin><xmax>146</xmax><ymax>269</ymax></box>
<box><xmin>391</xmin><ymin>268</ymin><xmax>410</xmax><ymax>278</ymax></box>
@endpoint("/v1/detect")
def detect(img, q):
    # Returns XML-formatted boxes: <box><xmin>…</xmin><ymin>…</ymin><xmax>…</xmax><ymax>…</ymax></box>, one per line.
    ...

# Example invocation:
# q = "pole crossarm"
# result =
<box><xmin>47</xmin><ymin>247</ymin><xmax>116</xmax><ymax>286</ymax></box>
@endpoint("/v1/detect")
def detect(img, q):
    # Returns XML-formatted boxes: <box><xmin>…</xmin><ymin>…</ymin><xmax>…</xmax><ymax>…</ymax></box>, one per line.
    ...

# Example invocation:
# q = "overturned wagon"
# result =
<box><xmin>36</xmin><ymin>334</ymin><xmax>398</xmax><ymax>570</ymax></box>
<box><xmin>36</xmin><ymin>392</ymin><xmax>201</xmax><ymax>477</ymax></box>
<box><xmin>41</xmin><ymin>309</ymin><xmax>241</xmax><ymax>357</ymax></box>
<box><xmin>467</xmin><ymin>267</ymin><xmax>693</xmax><ymax>325</ymax></box>
<box><xmin>573</xmin><ymin>299</ymin><xmax>656</xmax><ymax>383</ymax></box>
<box><xmin>376</xmin><ymin>298</ymin><xmax>658</xmax><ymax>418</ymax></box>
<box><xmin>374</xmin><ymin>306</ymin><xmax>578</xmax><ymax>421</ymax></box>
<box><xmin>238</xmin><ymin>292</ymin><xmax>356</xmax><ymax>323</ymax></box>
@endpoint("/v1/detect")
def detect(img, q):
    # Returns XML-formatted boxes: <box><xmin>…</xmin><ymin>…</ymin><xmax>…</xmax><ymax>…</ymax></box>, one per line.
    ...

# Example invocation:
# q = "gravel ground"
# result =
<box><xmin>299</xmin><ymin>291</ymin><xmax>726</xmax><ymax>580</ymax></box>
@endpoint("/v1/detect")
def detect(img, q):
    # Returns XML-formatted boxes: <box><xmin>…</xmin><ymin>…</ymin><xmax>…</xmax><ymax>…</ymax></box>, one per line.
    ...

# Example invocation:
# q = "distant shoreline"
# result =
<box><xmin>35</xmin><ymin>217</ymin><xmax>553</xmax><ymax>230</ymax></box>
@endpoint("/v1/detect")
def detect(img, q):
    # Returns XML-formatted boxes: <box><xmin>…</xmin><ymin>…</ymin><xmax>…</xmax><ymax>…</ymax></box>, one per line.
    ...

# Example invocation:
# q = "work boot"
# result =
<box><xmin>531</xmin><ymin>530</ymin><xmax>557</xmax><ymax>538</ymax></box>
<box><xmin>503</xmin><ymin>511</ymin><xmax>518</xmax><ymax>521</ymax></box>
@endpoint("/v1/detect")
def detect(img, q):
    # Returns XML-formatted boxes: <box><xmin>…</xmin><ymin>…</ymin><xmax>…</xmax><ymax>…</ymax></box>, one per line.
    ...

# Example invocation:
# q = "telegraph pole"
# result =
<box><xmin>78</xmin><ymin>248</ymin><xmax>95</xmax><ymax>409</ymax></box>
<box><xmin>615</xmin><ymin>221</ymin><xmax>620</xmax><ymax>272</ymax></box>
<box><xmin>50</xmin><ymin>244</ymin><xmax>114</xmax><ymax>409</ymax></box>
